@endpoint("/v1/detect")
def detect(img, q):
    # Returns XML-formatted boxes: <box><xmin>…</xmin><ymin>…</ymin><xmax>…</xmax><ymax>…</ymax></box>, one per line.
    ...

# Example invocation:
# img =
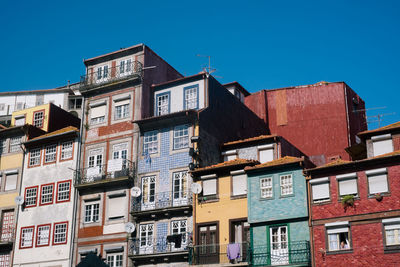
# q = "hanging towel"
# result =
<box><xmin>227</xmin><ymin>243</ymin><xmax>241</xmax><ymax>260</ymax></box>
<box><xmin>166</xmin><ymin>234</ymin><xmax>183</xmax><ymax>248</ymax></box>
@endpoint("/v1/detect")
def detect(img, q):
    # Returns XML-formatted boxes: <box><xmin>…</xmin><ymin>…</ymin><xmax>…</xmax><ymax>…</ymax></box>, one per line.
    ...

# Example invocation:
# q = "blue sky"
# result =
<box><xmin>1</xmin><ymin>0</ymin><xmax>399</xmax><ymax>129</ymax></box>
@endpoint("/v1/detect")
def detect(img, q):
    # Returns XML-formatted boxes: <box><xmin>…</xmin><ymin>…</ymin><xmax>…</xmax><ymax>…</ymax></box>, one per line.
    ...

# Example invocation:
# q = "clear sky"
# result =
<box><xmin>1</xmin><ymin>0</ymin><xmax>399</xmax><ymax>129</ymax></box>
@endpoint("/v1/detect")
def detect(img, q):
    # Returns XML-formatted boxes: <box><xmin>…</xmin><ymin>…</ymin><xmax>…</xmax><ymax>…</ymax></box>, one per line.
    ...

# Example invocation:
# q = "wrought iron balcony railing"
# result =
<box><xmin>250</xmin><ymin>241</ymin><xmax>311</xmax><ymax>266</ymax></box>
<box><xmin>74</xmin><ymin>160</ymin><xmax>135</xmax><ymax>186</ymax></box>
<box><xmin>131</xmin><ymin>190</ymin><xmax>193</xmax><ymax>212</ymax></box>
<box><xmin>0</xmin><ymin>227</ymin><xmax>15</xmax><ymax>244</ymax></box>
<box><xmin>189</xmin><ymin>242</ymin><xmax>250</xmax><ymax>265</ymax></box>
<box><xmin>129</xmin><ymin>233</ymin><xmax>190</xmax><ymax>256</ymax></box>
<box><xmin>80</xmin><ymin>61</ymin><xmax>143</xmax><ymax>89</ymax></box>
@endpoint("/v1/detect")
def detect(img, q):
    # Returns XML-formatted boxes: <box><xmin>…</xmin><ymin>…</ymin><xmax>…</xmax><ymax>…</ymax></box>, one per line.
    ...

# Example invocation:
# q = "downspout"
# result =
<box><xmin>306</xmin><ymin>175</ymin><xmax>315</xmax><ymax>267</ymax></box>
<box><xmin>70</xmin><ymin>95</ymin><xmax>86</xmax><ymax>267</ymax></box>
<box><xmin>344</xmin><ymin>85</ymin><xmax>351</xmax><ymax>148</ymax></box>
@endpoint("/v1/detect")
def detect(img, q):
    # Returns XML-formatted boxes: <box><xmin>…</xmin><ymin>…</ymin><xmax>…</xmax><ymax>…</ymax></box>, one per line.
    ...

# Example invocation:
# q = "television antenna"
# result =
<box><xmin>196</xmin><ymin>54</ymin><xmax>222</xmax><ymax>78</ymax></box>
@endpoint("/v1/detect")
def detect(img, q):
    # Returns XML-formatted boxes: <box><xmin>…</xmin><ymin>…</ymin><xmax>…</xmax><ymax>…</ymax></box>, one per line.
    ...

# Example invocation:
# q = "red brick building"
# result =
<box><xmin>245</xmin><ymin>81</ymin><xmax>367</xmax><ymax>166</ymax></box>
<box><xmin>305</xmin><ymin>122</ymin><xmax>400</xmax><ymax>267</ymax></box>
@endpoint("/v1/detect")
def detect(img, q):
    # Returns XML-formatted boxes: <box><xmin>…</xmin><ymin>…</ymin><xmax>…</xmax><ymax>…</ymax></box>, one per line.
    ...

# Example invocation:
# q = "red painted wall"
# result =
<box><xmin>245</xmin><ymin>82</ymin><xmax>367</xmax><ymax>166</ymax></box>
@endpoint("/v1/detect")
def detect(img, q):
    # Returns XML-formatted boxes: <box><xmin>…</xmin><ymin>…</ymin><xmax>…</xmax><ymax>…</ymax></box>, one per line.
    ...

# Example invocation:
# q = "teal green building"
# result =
<box><xmin>245</xmin><ymin>157</ymin><xmax>311</xmax><ymax>266</ymax></box>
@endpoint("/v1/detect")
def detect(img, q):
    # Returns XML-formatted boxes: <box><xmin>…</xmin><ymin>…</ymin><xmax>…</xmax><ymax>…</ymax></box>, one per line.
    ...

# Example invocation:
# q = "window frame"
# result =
<box><xmin>231</xmin><ymin>170</ymin><xmax>247</xmax><ymax>198</ymax></box>
<box><xmin>106</xmin><ymin>252</ymin><xmax>124</xmax><ymax>267</ymax></box>
<box><xmin>200</xmin><ymin>175</ymin><xmax>218</xmax><ymax>202</ymax></box>
<box><xmin>260</xmin><ymin>177</ymin><xmax>273</xmax><ymax>199</ymax></box>
<box><xmin>336</xmin><ymin>173</ymin><xmax>359</xmax><ymax>199</ymax></box>
<box><xmin>143</xmin><ymin>131</ymin><xmax>158</xmax><ymax>155</ymax></box>
<box><xmin>24</xmin><ymin>186</ymin><xmax>38</xmax><ymax>208</ymax></box>
<box><xmin>19</xmin><ymin>226</ymin><xmax>35</xmax><ymax>249</ymax></box>
<box><xmin>382</xmin><ymin>218</ymin><xmax>400</xmax><ymax>252</ymax></box>
<box><xmin>114</xmin><ymin>103</ymin><xmax>129</xmax><ymax>120</ymax></box>
<box><xmin>84</xmin><ymin>202</ymin><xmax>100</xmax><ymax>223</ymax></box>
<box><xmin>60</xmin><ymin>140</ymin><xmax>74</xmax><ymax>161</ymax></box>
<box><xmin>44</xmin><ymin>144</ymin><xmax>58</xmax><ymax>164</ymax></box>
<box><xmin>52</xmin><ymin>221</ymin><xmax>68</xmax><ymax>245</ymax></box>
<box><xmin>28</xmin><ymin>147</ymin><xmax>42</xmax><ymax>167</ymax></box>
<box><xmin>279</xmin><ymin>173</ymin><xmax>294</xmax><ymax>197</ymax></box>
<box><xmin>36</xmin><ymin>223</ymin><xmax>51</xmax><ymax>247</ymax></box>
<box><xmin>89</xmin><ymin>101</ymin><xmax>107</xmax><ymax>125</ymax></box>
<box><xmin>183</xmin><ymin>84</ymin><xmax>199</xmax><ymax>110</ymax></box>
<box><xmin>155</xmin><ymin>91</ymin><xmax>170</xmax><ymax>116</ymax></box>
<box><xmin>366</xmin><ymin>168</ymin><xmax>390</xmax><ymax>196</ymax></box>
<box><xmin>32</xmin><ymin>110</ymin><xmax>45</xmax><ymax>129</ymax></box>
<box><xmin>56</xmin><ymin>180</ymin><xmax>71</xmax><ymax>203</ymax></box>
<box><xmin>39</xmin><ymin>183</ymin><xmax>54</xmax><ymax>206</ymax></box>
<box><xmin>325</xmin><ymin>222</ymin><xmax>352</xmax><ymax>254</ymax></box>
<box><xmin>173</xmin><ymin>125</ymin><xmax>189</xmax><ymax>150</ymax></box>
<box><xmin>310</xmin><ymin>177</ymin><xmax>331</xmax><ymax>203</ymax></box>
<box><xmin>4</xmin><ymin>172</ymin><xmax>18</xmax><ymax>191</ymax></box>
<box><xmin>9</xmin><ymin>136</ymin><xmax>23</xmax><ymax>153</ymax></box>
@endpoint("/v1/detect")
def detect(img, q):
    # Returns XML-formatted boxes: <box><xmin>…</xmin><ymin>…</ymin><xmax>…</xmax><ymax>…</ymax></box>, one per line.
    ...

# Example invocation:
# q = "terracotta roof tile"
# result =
<box><xmin>223</xmin><ymin>135</ymin><xmax>277</xmax><ymax>147</ymax></box>
<box><xmin>358</xmin><ymin>121</ymin><xmax>400</xmax><ymax>135</ymax></box>
<box><xmin>192</xmin><ymin>158</ymin><xmax>259</xmax><ymax>173</ymax></box>
<box><xmin>245</xmin><ymin>156</ymin><xmax>303</xmax><ymax>171</ymax></box>
<box><xmin>29</xmin><ymin>126</ymin><xmax>79</xmax><ymax>141</ymax></box>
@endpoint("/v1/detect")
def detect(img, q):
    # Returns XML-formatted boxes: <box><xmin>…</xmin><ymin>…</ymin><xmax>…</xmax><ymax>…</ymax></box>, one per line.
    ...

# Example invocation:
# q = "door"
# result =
<box><xmin>173</xmin><ymin>171</ymin><xmax>188</xmax><ymax>206</ymax></box>
<box><xmin>112</xmin><ymin>143</ymin><xmax>128</xmax><ymax>177</ymax></box>
<box><xmin>87</xmin><ymin>153</ymin><xmax>103</xmax><ymax>181</ymax></box>
<box><xmin>171</xmin><ymin>220</ymin><xmax>187</xmax><ymax>251</ymax></box>
<box><xmin>198</xmin><ymin>224</ymin><xmax>219</xmax><ymax>264</ymax></box>
<box><xmin>141</xmin><ymin>176</ymin><xmax>155</xmax><ymax>210</ymax></box>
<box><xmin>230</xmin><ymin>221</ymin><xmax>250</xmax><ymax>262</ymax></box>
<box><xmin>270</xmin><ymin>226</ymin><xmax>289</xmax><ymax>265</ymax></box>
<box><xmin>139</xmin><ymin>224</ymin><xmax>154</xmax><ymax>254</ymax></box>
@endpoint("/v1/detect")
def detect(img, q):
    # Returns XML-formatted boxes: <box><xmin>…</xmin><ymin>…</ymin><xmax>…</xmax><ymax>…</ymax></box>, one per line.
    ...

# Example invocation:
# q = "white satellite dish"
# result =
<box><xmin>131</xmin><ymin>187</ymin><xmax>141</xmax><ymax>197</ymax></box>
<box><xmin>191</xmin><ymin>183</ymin><xmax>202</xmax><ymax>194</ymax></box>
<box><xmin>15</xmin><ymin>196</ymin><xmax>24</xmax><ymax>205</ymax></box>
<box><xmin>124</xmin><ymin>222</ymin><xmax>135</xmax><ymax>233</ymax></box>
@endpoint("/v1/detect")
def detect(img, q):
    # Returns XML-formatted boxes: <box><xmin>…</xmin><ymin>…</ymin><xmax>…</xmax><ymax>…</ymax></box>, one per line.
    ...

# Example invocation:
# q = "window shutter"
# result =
<box><xmin>203</xmin><ymin>179</ymin><xmax>217</xmax><ymax>196</ymax></box>
<box><xmin>115</xmin><ymin>99</ymin><xmax>130</xmax><ymax>106</ymax></box>
<box><xmin>232</xmin><ymin>174</ymin><xmax>247</xmax><ymax>196</ymax></box>
<box><xmin>373</xmin><ymin>139</ymin><xmax>393</xmax><ymax>156</ymax></box>
<box><xmin>312</xmin><ymin>183</ymin><xmax>330</xmax><ymax>200</ymax></box>
<box><xmin>339</xmin><ymin>179</ymin><xmax>357</xmax><ymax>195</ymax></box>
<box><xmin>91</xmin><ymin>105</ymin><xmax>106</xmax><ymax>118</ymax></box>
<box><xmin>108</xmin><ymin>196</ymin><xmax>125</xmax><ymax>219</ymax></box>
<box><xmin>225</xmin><ymin>154</ymin><xmax>237</xmax><ymax>161</ymax></box>
<box><xmin>259</xmin><ymin>149</ymin><xmax>274</xmax><ymax>163</ymax></box>
<box><xmin>327</xmin><ymin>227</ymin><xmax>349</xmax><ymax>234</ymax></box>
<box><xmin>5</xmin><ymin>174</ymin><xmax>17</xmax><ymax>191</ymax></box>
<box><xmin>368</xmin><ymin>174</ymin><xmax>388</xmax><ymax>194</ymax></box>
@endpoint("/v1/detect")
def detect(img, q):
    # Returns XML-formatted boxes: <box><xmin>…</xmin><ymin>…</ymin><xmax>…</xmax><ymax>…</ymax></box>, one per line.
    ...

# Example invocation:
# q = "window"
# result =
<box><xmin>0</xmin><ymin>253</ymin><xmax>10</xmax><ymax>266</ymax></box>
<box><xmin>44</xmin><ymin>144</ymin><xmax>57</xmax><ymax>163</ymax></box>
<box><xmin>366</xmin><ymin>168</ymin><xmax>389</xmax><ymax>195</ymax></box>
<box><xmin>337</xmin><ymin>173</ymin><xmax>358</xmax><ymax>197</ymax></box>
<box><xmin>25</xmin><ymin>186</ymin><xmax>38</xmax><ymax>207</ymax></box>
<box><xmin>20</xmin><ymin>226</ymin><xmax>34</xmax><ymax>248</ymax></box>
<box><xmin>84</xmin><ymin>203</ymin><xmax>100</xmax><ymax>223</ymax></box>
<box><xmin>0</xmin><ymin>139</ymin><xmax>6</xmax><ymax>154</ymax></box>
<box><xmin>173</xmin><ymin>171</ymin><xmax>188</xmax><ymax>202</ymax></box>
<box><xmin>35</xmin><ymin>95</ymin><xmax>44</xmax><ymax>106</ymax></box>
<box><xmin>107</xmin><ymin>253</ymin><xmax>123</xmax><ymax>267</ymax></box>
<box><xmin>53</xmin><ymin>222</ymin><xmax>68</xmax><ymax>245</ymax></box>
<box><xmin>33</xmin><ymin>111</ymin><xmax>44</xmax><ymax>128</ymax></box>
<box><xmin>139</xmin><ymin>223</ymin><xmax>153</xmax><ymax>247</ymax></box>
<box><xmin>383</xmin><ymin>218</ymin><xmax>400</xmax><ymax>247</ymax></box>
<box><xmin>5</xmin><ymin>173</ymin><xmax>17</xmax><ymax>191</ymax></box>
<box><xmin>310</xmin><ymin>177</ymin><xmax>330</xmax><ymax>202</ymax></box>
<box><xmin>326</xmin><ymin>222</ymin><xmax>351</xmax><ymax>251</ymax></box>
<box><xmin>171</xmin><ymin>220</ymin><xmax>187</xmax><ymax>246</ymax></box>
<box><xmin>232</xmin><ymin>171</ymin><xmax>247</xmax><ymax>196</ymax></box>
<box><xmin>36</xmin><ymin>224</ymin><xmax>50</xmax><ymax>246</ymax></box>
<box><xmin>184</xmin><ymin>85</ymin><xmax>198</xmax><ymax>110</ymax></box>
<box><xmin>119</xmin><ymin>58</ymin><xmax>132</xmax><ymax>76</ymax></box>
<box><xmin>372</xmin><ymin>134</ymin><xmax>393</xmax><ymax>156</ymax></box>
<box><xmin>90</xmin><ymin>103</ymin><xmax>106</xmax><ymax>125</ymax></box>
<box><xmin>61</xmin><ymin>141</ymin><xmax>73</xmax><ymax>160</ymax></box>
<box><xmin>260</xmin><ymin>177</ymin><xmax>273</xmax><ymax>198</ymax></box>
<box><xmin>143</xmin><ymin>131</ymin><xmax>158</xmax><ymax>155</ymax></box>
<box><xmin>29</xmin><ymin>148</ymin><xmax>41</xmax><ymax>167</ymax></box>
<box><xmin>40</xmin><ymin>184</ymin><xmax>54</xmax><ymax>205</ymax></box>
<box><xmin>222</xmin><ymin>150</ymin><xmax>237</xmax><ymax>161</ymax></box>
<box><xmin>97</xmin><ymin>65</ymin><xmax>109</xmax><ymax>81</ymax></box>
<box><xmin>1</xmin><ymin>210</ymin><xmax>14</xmax><ymax>242</ymax></box>
<box><xmin>202</xmin><ymin>178</ymin><xmax>217</xmax><ymax>199</ymax></box>
<box><xmin>114</xmin><ymin>101</ymin><xmax>129</xmax><ymax>120</ymax></box>
<box><xmin>16</xmin><ymin>102</ymin><xmax>24</xmax><ymax>111</ymax></box>
<box><xmin>280</xmin><ymin>174</ymin><xmax>293</xmax><ymax>196</ymax></box>
<box><xmin>0</xmin><ymin>104</ymin><xmax>4</xmax><ymax>111</ymax></box>
<box><xmin>156</xmin><ymin>92</ymin><xmax>170</xmax><ymax>115</ymax></box>
<box><xmin>141</xmin><ymin>176</ymin><xmax>155</xmax><ymax>206</ymax></box>
<box><xmin>14</xmin><ymin>116</ymin><xmax>25</xmax><ymax>126</ymax></box>
<box><xmin>107</xmin><ymin>193</ymin><xmax>126</xmax><ymax>220</ymax></box>
<box><xmin>57</xmin><ymin>181</ymin><xmax>71</xmax><ymax>203</ymax></box>
<box><xmin>258</xmin><ymin>145</ymin><xmax>274</xmax><ymax>163</ymax></box>
<box><xmin>9</xmin><ymin>136</ymin><xmax>22</xmax><ymax>153</ymax></box>
<box><xmin>69</xmin><ymin>98</ymin><xmax>82</xmax><ymax>109</ymax></box>
<box><xmin>173</xmin><ymin>125</ymin><xmax>189</xmax><ymax>150</ymax></box>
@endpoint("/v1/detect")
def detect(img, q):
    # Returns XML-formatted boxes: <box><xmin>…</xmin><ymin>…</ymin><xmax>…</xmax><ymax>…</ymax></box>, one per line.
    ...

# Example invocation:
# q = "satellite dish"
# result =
<box><xmin>15</xmin><ymin>196</ymin><xmax>24</xmax><ymax>205</ymax></box>
<box><xmin>131</xmin><ymin>187</ymin><xmax>141</xmax><ymax>197</ymax></box>
<box><xmin>191</xmin><ymin>183</ymin><xmax>202</xmax><ymax>194</ymax></box>
<box><xmin>124</xmin><ymin>222</ymin><xmax>135</xmax><ymax>233</ymax></box>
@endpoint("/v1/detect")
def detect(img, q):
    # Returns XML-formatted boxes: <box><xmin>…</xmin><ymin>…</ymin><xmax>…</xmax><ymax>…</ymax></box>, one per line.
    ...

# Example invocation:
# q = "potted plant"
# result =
<box><xmin>375</xmin><ymin>193</ymin><xmax>383</xmax><ymax>202</ymax></box>
<box><xmin>341</xmin><ymin>195</ymin><xmax>354</xmax><ymax>207</ymax></box>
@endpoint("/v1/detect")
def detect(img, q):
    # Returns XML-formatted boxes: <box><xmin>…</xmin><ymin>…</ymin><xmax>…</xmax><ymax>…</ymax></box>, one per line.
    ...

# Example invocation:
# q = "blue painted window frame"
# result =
<box><xmin>155</xmin><ymin>91</ymin><xmax>171</xmax><ymax>116</ymax></box>
<box><xmin>183</xmin><ymin>84</ymin><xmax>199</xmax><ymax>110</ymax></box>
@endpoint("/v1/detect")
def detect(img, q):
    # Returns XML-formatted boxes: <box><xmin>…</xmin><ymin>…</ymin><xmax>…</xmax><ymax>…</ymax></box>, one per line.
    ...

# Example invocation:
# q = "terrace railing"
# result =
<box><xmin>129</xmin><ymin>233</ymin><xmax>189</xmax><ymax>256</ymax></box>
<box><xmin>131</xmin><ymin>190</ymin><xmax>193</xmax><ymax>212</ymax></box>
<box><xmin>189</xmin><ymin>242</ymin><xmax>250</xmax><ymax>265</ymax></box>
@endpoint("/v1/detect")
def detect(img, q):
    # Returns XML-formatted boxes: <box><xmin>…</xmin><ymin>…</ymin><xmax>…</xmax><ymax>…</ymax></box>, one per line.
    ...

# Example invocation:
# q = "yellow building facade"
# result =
<box><xmin>11</xmin><ymin>104</ymin><xmax>51</xmax><ymax>131</ymax></box>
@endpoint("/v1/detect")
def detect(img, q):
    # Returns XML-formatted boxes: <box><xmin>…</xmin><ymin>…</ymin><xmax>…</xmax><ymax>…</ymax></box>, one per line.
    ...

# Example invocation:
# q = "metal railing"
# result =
<box><xmin>74</xmin><ymin>160</ymin><xmax>135</xmax><ymax>185</ymax></box>
<box><xmin>80</xmin><ymin>61</ymin><xmax>143</xmax><ymax>89</ymax></box>
<box><xmin>0</xmin><ymin>227</ymin><xmax>15</xmax><ymax>243</ymax></box>
<box><xmin>250</xmin><ymin>241</ymin><xmax>310</xmax><ymax>266</ymax></box>
<box><xmin>131</xmin><ymin>190</ymin><xmax>193</xmax><ymax>212</ymax></box>
<box><xmin>129</xmin><ymin>233</ymin><xmax>190</xmax><ymax>256</ymax></box>
<box><xmin>189</xmin><ymin>242</ymin><xmax>250</xmax><ymax>265</ymax></box>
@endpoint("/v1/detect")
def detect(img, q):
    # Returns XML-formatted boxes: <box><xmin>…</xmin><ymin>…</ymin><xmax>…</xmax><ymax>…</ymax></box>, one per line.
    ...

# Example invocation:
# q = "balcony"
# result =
<box><xmin>250</xmin><ymin>241</ymin><xmax>311</xmax><ymax>267</ymax></box>
<box><xmin>131</xmin><ymin>191</ymin><xmax>192</xmax><ymax>219</ymax></box>
<box><xmin>80</xmin><ymin>61</ymin><xmax>143</xmax><ymax>91</ymax></box>
<box><xmin>189</xmin><ymin>242</ymin><xmax>250</xmax><ymax>266</ymax></box>
<box><xmin>74</xmin><ymin>159</ymin><xmax>135</xmax><ymax>190</ymax></box>
<box><xmin>129</xmin><ymin>234</ymin><xmax>189</xmax><ymax>264</ymax></box>
<box><xmin>0</xmin><ymin>227</ymin><xmax>15</xmax><ymax>248</ymax></box>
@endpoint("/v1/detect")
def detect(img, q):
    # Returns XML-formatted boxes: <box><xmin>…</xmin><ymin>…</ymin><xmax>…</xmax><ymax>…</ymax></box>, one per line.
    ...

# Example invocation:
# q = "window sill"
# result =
<box><xmin>198</xmin><ymin>196</ymin><xmax>219</xmax><ymax>203</ymax></box>
<box><xmin>326</xmin><ymin>249</ymin><xmax>353</xmax><ymax>255</ymax></box>
<box><xmin>231</xmin><ymin>194</ymin><xmax>246</xmax><ymax>200</ymax></box>
<box><xmin>260</xmin><ymin>197</ymin><xmax>274</xmax><ymax>201</ymax></box>
<box><xmin>312</xmin><ymin>199</ymin><xmax>331</xmax><ymax>205</ymax></box>
<box><xmin>279</xmin><ymin>194</ymin><xmax>295</xmax><ymax>198</ymax></box>
<box><xmin>384</xmin><ymin>245</ymin><xmax>400</xmax><ymax>254</ymax></box>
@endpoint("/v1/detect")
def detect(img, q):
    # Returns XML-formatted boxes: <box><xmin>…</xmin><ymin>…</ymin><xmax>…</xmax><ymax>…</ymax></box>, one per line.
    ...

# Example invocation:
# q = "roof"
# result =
<box><xmin>26</xmin><ymin>126</ymin><xmax>79</xmax><ymax>143</ymax></box>
<box><xmin>358</xmin><ymin>121</ymin><xmax>400</xmax><ymax>136</ymax></box>
<box><xmin>245</xmin><ymin>156</ymin><xmax>304</xmax><ymax>171</ymax></box>
<box><xmin>222</xmin><ymin>134</ymin><xmax>277</xmax><ymax>147</ymax></box>
<box><xmin>152</xmin><ymin>72</ymin><xmax>206</xmax><ymax>89</ymax></box>
<box><xmin>84</xmin><ymin>43</ymin><xmax>143</xmax><ymax>65</ymax></box>
<box><xmin>0</xmin><ymin>84</ymin><xmax>72</xmax><ymax>96</ymax></box>
<box><xmin>258</xmin><ymin>81</ymin><xmax>346</xmax><ymax>93</ymax></box>
<box><xmin>191</xmin><ymin>159</ymin><xmax>259</xmax><ymax>174</ymax></box>
<box><xmin>223</xmin><ymin>81</ymin><xmax>250</xmax><ymax>96</ymax></box>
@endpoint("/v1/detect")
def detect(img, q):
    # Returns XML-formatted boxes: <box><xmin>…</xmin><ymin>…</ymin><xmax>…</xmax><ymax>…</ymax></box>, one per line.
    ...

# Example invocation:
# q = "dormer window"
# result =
<box><xmin>155</xmin><ymin>92</ymin><xmax>170</xmax><ymax>116</ymax></box>
<box><xmin>119</xmin><ymin>59</ymin><xmax>132</xmax><ymax>76</ymax></box>
<box><xmin>222</xmin><ymin>150</ymin><xmax>237</xmax><ymax>161</ymax></box>
<box><xmin>184</xmin><ymin>85</ymin><xmax>199</xmax><ymax>110</ymax></box>
<box><xmin>372</xmin><ymin>134</ymin><xmax>393</xmax><ymax>156</ymax></box>
<box><xmin>258</xmin><ymin>144</ymin><xmax>274</xmax><ymax>163</ymax></box>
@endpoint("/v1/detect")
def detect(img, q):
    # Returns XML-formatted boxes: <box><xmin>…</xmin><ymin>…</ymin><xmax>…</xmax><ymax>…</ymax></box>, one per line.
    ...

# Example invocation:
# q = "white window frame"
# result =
<box><xmin>156</xmin><ymin>93</ymin><xmax>170</xmax><ymax>116</ymax></box>
<box><xmin>231</xmin><ymin>170</ymin><xmax>247</xmax><ymax>197</ymax></box>
<box><xmin>44</xmin><ymin>144</ymin><xmax>57</xmax><ymax>163</ymax></box>
<box><xmin>383</xmin><ymin>218</ymin><xmax>400</xmax><ymax>246</ymax></box>
<box><xmin>310</xmin><ymin>177</ymin><xmax>330</xmax><ymax>202</ymax></box>
<box><xmin>114</xmin><ymin>103</ymin><xmax>129</xmax><ymax>120</ymax></box>
<box><xmin>337</xmin><ymin>173</ymin><xmax>358</xmax><ymax>197</ymax></box>
<box><xmin>40</xmin><ymin>184</ymin><xmax>54</xmax><ymax>205</ymax></box>
<box><xmin>143</xmin><ymin>131</ymin><xmax>158</xmax><ymax>155</ymax></box>
<box><xmin>366</xmin><ymin>168</ymin><xmax>389</xmax><ymax>195</ymax></box>
<box><xmin>139</xmin><ymin>223</ymin><xmax>154</xmax><ymax>248</ymax></box>
<box><xmin>280</xmin><ymin>174</ymin><xmax>293</xmax><ymax>196</ymax></box>
<box><xmin>171</xmin><ymin>220</ymin><xmax>187</xmax><ymax>246</ymax></box>
<box><xmin>57</xmin><ymin>181</ymin><xmax>71</xmax><ymax>202</ymax></box>
<box><xmin>260</xmin><ymin>177</ymin><xmax>273</xmax><ymax>199</ymax></box>
<box><xmin>84</xmin><ymin>203</ymin><xmax>100</xmax><ymax>223</ymax></box>
<box><xmin>33</xmin><ymin>111</ymin><xmax>44</xmax><ymax>128</ymax></box>
<box><xmin>61</xmin><ymin>141</ymin><xmax>73</xmax><ymax>160</ymax></box>
<box><xmin>25</xmin><ymin>187</ymin><xmax>38</xmax><ymax>207</ymax></box>
<box><xmin>173</xmin><ymin>125</ymin><xmax>189</xmax><ymax>150</ymax></box>
<box><xmin>53</xmin><ymin>222</ymin><xmax>67</xmax><ymax>244</ymax></box>
<box><xmin>29</xmin><ymin>148</ymin><xmax>41</xmax><ymax>166</ymax></box>
<box><xmin>20</xmin><ymin>227</ymin><xmax>34</xmax><ymax>248</ymax></box>
<box><xmin>107</xmin><ymin>253</ymin><xmax>123</xmax><ymax>267</ymax></box>
<box><xmin>36</xmin><ymin>225</ymin><xmax>50</xmax><ymax>246</ymax></box>
<box><xmin>184</xmin><ymin>85</ymin><xmax>198</xmax><ymax>110</ymax></box>
<box><xmin>372</xmin><ymin>134</ymin><xmax>393</xmax><ymax>156</ymax></box>
<box><xmin>325</xmin><ymin>222</ymin><xmax>351</xmax><ymax>251</ymax></box>
<box><xmin>9</xmin><ymin>136</ymin><xmax>22</xmax><ymax>153</ymax></box>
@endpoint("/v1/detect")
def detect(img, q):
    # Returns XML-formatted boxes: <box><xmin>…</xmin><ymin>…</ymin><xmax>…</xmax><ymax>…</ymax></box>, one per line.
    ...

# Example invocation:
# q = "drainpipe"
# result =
<box><xmin>306</xmin><ymin>175</ymin><xmax>315</xmax><ymax>267</ymax></box>
<box><xmin>344</xmin><ymin>85</ymin><xmax>351</xmax><ymax>149</ymax></box>
<box><xmin>69</xmin><ymin>95</ymin><xmax>86</xmax><ymax>267</ymax></box>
